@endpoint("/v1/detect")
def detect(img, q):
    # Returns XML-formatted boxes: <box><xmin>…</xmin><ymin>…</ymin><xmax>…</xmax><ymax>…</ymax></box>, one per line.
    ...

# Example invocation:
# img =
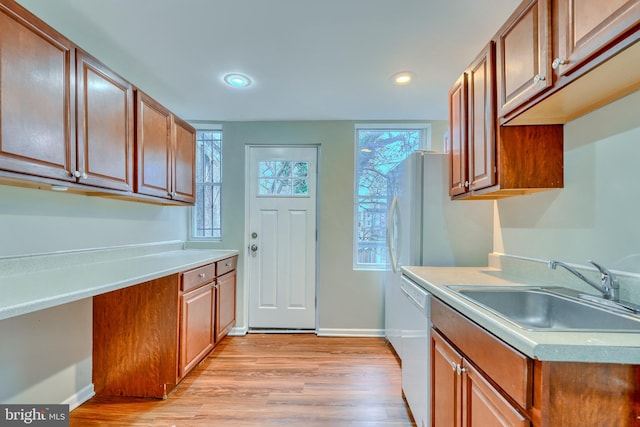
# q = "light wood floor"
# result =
<box><xmin>70</xmin><ymin>334</ymin><xmax>417</xmax><ymax>427</ymax></box>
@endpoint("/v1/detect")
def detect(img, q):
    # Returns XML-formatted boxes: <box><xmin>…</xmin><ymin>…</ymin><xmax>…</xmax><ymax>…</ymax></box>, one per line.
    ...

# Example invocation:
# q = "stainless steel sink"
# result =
<box><xmin>446</xmin><ymin>286</ymin><xmax>640</xmax><ymax>332</ymax></box>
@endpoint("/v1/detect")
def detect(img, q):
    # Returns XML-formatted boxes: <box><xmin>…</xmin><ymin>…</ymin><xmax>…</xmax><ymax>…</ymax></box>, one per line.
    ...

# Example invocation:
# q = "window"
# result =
<box><xmin>191</xmin><ymin>127</ymin><xmax>222</xmax><ymax>240</ymax></box>
<box><xmin>354</xmin><ymin>125</ymin><xmax>429</xmax><ymax>269</ymax></box>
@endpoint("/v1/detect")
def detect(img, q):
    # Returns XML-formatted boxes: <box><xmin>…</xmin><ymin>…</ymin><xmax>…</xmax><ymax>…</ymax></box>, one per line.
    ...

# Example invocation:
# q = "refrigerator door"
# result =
<box><xmin>384</xmin><ymin>151</ymin><xmax>423</xmax><ymax>357</ymax></box>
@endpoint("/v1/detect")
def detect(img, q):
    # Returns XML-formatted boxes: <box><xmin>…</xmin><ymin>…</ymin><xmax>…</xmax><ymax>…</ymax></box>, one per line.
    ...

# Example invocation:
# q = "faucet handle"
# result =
<box><xmin>587</xmin><ymin>260</ymin><xmax>608</xmax><ymax>275</ymax></box>
<box><xmin>587</xmin><ymin>260</ymin><xmax>619</xmax><ymax>299</ymax></box>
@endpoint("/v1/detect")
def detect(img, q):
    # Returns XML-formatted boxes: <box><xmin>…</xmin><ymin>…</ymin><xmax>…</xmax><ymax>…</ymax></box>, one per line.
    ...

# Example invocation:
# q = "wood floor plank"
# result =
<box><xmin>70</xmin><ymin>334</ymin><xmax>416</xmax><ymax>426</ymax></box>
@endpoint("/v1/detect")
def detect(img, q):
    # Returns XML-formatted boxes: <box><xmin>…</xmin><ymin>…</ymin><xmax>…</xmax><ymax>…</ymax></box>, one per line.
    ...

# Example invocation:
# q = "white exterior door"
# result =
<box><xmin>247</xmin><ymin>146</ymin><xmax>317</xmax><ymax>330</ymax></box>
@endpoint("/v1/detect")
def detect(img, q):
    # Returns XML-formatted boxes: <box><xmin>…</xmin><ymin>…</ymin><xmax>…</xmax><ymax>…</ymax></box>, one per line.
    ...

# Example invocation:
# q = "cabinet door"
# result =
<box><xmin>76</xmin><ymin>50</ymin><xmax>133</xmax><ymax>191</ymax></box>
<box><xmin>448</xmin><ymin>74</ymin><xmax>468</xmax><ymax>197</ymax></box>
<box><xmin>462</xmin><ymin>361</ymin><xmax>529</xmax><ymax>427</ymax></box>
<box><xmin>497</xmin><ymin>0</ymin><xmax>552</xmax><ymax>117</ymax></box>
<box><xmin>554</xmin><ymin>0</ymin><xmax>640</xmax><ymax>76</ymax></box>
<box><xmin>468</xmin><ymin>42</ymin><xmax>497</xmax><ymax>192</ymax></box>
<box><xmin>172</xmin><ymin>116</ymin><xmax>196</xmax><ymax>203</ymax></box>
<box><xmin>215</xmin><ymin>271</ymin><xmax>236</xmax><ymax>343</ymax></box>
<box><xmin>180</xmin><ymin>283</ymin><xmax>214</xmax><ymax>377</ymax></box>
<box><xmin>136</xmin><ymin>90</ymin><xmax>172</xmax><ymax>199</ymax></box>
<box><xmin>0</xmin><ymin>2</ymin><xmax>75</xmax><ymax>182</ymax></box>
<box><xmin>432</xmin><ymin>330</ymin><xmax>463</xmax><ymax>427</ymax></box>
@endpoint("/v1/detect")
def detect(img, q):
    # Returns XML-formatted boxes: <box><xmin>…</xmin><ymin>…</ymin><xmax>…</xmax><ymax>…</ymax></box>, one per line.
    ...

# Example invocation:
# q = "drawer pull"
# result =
<box><xmin>198</xmin><ymin>273</ymin><xmax>206</xmax><ymax>278</ymax></box>
<box><xmin>225</xmin><ymin>262</ymin><xmax>232</xmax><ymax>267</ymax></box>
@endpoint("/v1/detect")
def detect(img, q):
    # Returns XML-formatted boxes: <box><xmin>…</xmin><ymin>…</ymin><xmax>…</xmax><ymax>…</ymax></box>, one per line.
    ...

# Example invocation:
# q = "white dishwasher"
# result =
<box><xmin>399</xmin><ymin>274</ymin><xmax>431</xmax><ymax>427</ymax></box>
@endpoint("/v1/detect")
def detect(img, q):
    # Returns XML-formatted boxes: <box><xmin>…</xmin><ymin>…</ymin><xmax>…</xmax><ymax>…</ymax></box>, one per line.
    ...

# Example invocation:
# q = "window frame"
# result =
<box><xmin>353</xmin><ymin>123</ymin><xmax>431</xmax><ymax>270</ymax></box>
<box><xmin>189</xmin><ymin>123</ymin><xmax>223</xmax><ymax>242</ymax></box>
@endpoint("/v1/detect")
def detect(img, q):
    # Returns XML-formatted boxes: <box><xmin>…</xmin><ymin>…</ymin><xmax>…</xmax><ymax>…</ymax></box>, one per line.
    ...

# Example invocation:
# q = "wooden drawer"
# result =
<box><xmin>216</xmin><ymin>256</ymin><xmax>237</xmax><ymax>277</ymax></box>
<box><xmin>431</xmin><ymin>297</ymin><xmax>533</xmax><ymax>410</ymax></box>
<box><xmin>181</xmin><ymin>263</ymin><xmax>215</xmax><ymax>292</ymax></box>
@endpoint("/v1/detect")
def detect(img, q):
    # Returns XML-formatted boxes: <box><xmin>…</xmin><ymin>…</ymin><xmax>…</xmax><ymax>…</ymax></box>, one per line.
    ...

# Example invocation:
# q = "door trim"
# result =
<box><xmin>243</xmin><ymin>144</ymin><xmax>320</xmax><ymax>333</ymax></box>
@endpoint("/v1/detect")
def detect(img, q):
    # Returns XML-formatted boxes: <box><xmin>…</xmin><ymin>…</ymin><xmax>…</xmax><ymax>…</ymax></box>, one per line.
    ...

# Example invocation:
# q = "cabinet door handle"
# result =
<box><xmin>533</xmin><ymin>74</ymin><xmax>546</xmax><ymax>83</ymax></box>
<box><xmin>552</xmin><ymin>58</ymin><xmax>569</xmax><ymax>69</ymax></box>
<box><xmin>456</xmin><ymin>364</ymin><xmax>466</xmax><ymax>375</ymax></box>
<box><xmin>451</xmin><ymin>362</ymin><xmax>457</xmax><ymax>371</ymax></box>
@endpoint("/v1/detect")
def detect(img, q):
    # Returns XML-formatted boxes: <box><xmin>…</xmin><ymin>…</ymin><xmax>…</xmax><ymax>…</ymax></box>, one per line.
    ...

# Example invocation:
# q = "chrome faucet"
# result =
<box><xmin>548</xmin><ymin>260</ymin><xmax>619</xmax><ymax>301</ymax></box>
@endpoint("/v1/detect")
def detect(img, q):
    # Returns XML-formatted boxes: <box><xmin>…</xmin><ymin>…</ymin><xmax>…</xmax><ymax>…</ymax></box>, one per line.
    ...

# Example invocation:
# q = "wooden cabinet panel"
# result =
<box><xmin>180</xmin><ymin>283</ymin><xmax>215</xmax><ymax>377</ymax></box>
<box><xmin>432</xmin><ymin>330</ymin><xmax>462</xmax><ymax>427</ymax></box>
<box><xmin>215</xmin><ymin>270</ymin><xmax>237</xmax><ymax>343</ymax></box>
<box><xmin>468</xmin><ymin>42</ymin><xmax>497</xmax><ymax>192</ymax></box>
<box><xmin>172</xmin><ymin>116</ymin><xmax>196</xmax><ymax>203</ymax></box>
<box><xmin>554</xmin><ymin>0</ymin><xmax>640</xmax><ymax>77</ymax></box>
<box><xmin>497</xmin><ymin>0</ymin><xmax>552</xmax><ymax>117</ymax></box>
<box><xmin>463</xmin><ymin>361</ymin><xmax>529</xmax><ymax>427</ymax></box>
<box><xmin>76</xmin><ymin>49</ymin><xmax>133</xmax><ymax>191</ymax></box>
<box><xmin>0</xmin><ymin>1</ymin><xmax>75</xmax><ymax>182</ymax></box>
<box><xmin>448</xmin><ymin>74</ymin><xmax>468</xmax><ymax>197</ymax></box>
<box><xmin>534</xmin><ymin>360</ymin><xmax>640</xmax><ymax>426</ymax></box>
<box><xmin>135</xmin><ymin>90</ymin><xmax>172</xmax><ymax>199</ymax></box>
<box><xmin>93</xmin><ymin>274</ymin><xmax>180</xmax><ymax>399</ymax></box>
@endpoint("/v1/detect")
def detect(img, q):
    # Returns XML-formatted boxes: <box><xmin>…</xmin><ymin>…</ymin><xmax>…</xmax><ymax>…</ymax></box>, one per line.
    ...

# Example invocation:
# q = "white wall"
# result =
<box><xmin>0</xmin><ymin>186</ymin><xmax>189</xmax><ymax>405</ymax></box>
<box><xmin>494</xmin><ymin>90</ymin><xmax>640</xmax><ymax>301</ymax></box>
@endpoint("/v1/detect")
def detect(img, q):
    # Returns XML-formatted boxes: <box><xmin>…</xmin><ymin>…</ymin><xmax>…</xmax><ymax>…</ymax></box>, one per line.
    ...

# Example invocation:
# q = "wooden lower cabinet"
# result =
<box><xmin>93</xmin><ymin>255</ymin><xmax>238</xmax><ymax>399</ymax></box>
<box><xmin>432</xmin><ymin>297</ymin><xmax>640</xmax><ymax>427</ymax></box>
<box><xmin>432</xmin><ymin>330</ymin><xmax>528</xmax><ymax>427</ymax></box>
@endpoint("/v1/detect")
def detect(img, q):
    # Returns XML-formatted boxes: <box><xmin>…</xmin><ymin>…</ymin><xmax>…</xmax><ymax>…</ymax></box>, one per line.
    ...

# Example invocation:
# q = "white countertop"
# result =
<box><xmin>402</xmin><ymin>265</ymin><xmax>640</xmax><ymax>364</ymax></box>
<box><xmin>0</xmin><ymin>245</ymin><xmax>238</xmax><ymax>321</ymax></box>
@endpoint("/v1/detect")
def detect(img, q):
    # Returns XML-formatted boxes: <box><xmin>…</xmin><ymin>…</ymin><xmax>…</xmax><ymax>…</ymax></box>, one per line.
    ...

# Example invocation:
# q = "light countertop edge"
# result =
<box><xmin>401</xmin><ymin>265</ymin><xmax>640</xmax><ymax>365</ymax></box>
<box><xmin>0</xmin><ymin>249</ymin><xmax>239</xmax><ymax>321</ymax></box>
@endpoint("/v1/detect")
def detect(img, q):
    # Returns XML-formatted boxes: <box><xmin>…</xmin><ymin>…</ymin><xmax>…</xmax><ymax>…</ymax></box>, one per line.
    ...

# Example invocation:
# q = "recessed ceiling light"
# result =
<box><xmin>392</xmin><ymin>71</ymin><xmax>414</xmax><ymax>85</ymax></box>
<box><xmin>223</xmin><ymin>73</ymin><xmax>252</xmax><ymax>88</ymax></box>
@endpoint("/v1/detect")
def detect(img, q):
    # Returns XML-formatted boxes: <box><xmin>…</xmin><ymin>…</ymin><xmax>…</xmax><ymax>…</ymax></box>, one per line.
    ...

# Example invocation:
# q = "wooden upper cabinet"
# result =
<box><xmin>448</xmin><ymin>42</ymin><xmax>501</xmax><ymax>199</ymax></box>
<box><xmin>136</xmin><ymin>90</ymin><xmax>173</xmax><ymax>199</ymax></box>
<box><xmin>448</xmin><ymin>74</ymin><xmax>468</xmax><ymax>197</ymax></box>
<box><xmin>76</xmin><ymin>50</ymin><xmax>134</xmax><ymax>191</ymax></box>
<box><xmin>496</xmin><ymin>0</ymin><xmax>552</xmax><ymax>118</ymax></box>
<box><xmin>0</xmin><ymin>1</ymin><xmax>76</xmax><ymax>182</ymax></box>
<box><xmin>135</xmin><ymin>90</ymin><xmax>195</xmax><ymax>204</ymax></box>
<box><xmin>172</xmin><ymin>116</ymin><xmax>196</xmax><ymax>204</ymax></box>
<box><xmin>554</xmin><ymin>0</ymin><xmax>640</xmax><ymax>77</ymax></box>
<box><xmin>468</xmin><ymin>42</ymin><xmax>497</xmax><ymax>192</ymax></box>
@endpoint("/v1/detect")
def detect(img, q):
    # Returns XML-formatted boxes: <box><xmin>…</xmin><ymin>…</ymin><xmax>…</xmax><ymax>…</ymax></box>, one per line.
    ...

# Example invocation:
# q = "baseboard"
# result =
<box><xmin>316</xmin><ymin>328</ymin><xmax>385</xmax><ymax>337</ymax></box>
<box><xmin>229</xmin><ymin>326</ymin><xmax>386</xmax><ymax>338</ymax></box>
<box><xmin>228</xmin><ymin>325</ymin><xmax>248</xmax><ymax>336</ymax></box>
<box><xmin>64</xmin><ymin>384</ymin><xmax>95</xmax><ymax>411</ymax></box>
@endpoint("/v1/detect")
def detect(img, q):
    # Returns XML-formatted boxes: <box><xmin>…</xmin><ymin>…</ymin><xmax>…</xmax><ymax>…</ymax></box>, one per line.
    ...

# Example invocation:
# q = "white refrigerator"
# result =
<box><xmin>384</xmin><ymin>150</ymin><xmax>493</xmax><ymax>427</ymax></box>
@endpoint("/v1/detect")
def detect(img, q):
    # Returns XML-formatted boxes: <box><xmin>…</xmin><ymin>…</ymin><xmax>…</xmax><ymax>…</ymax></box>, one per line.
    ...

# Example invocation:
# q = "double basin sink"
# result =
<box><xmin>446</xmin><ymin>286</ymin><xmax>640</xmax><ymax>332</ymax></box>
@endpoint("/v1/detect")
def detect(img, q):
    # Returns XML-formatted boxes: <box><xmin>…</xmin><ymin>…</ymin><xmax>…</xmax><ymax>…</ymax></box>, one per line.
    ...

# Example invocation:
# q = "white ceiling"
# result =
<box><xmin>16</xmin><ymin>0</ymin><xmax>520</xmax><ymax>122</ymax></box>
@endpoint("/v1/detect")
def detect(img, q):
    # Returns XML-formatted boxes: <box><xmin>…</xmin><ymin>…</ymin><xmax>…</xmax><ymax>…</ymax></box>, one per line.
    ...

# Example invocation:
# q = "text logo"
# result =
<box><xmin>0</xmin><ymin>405</ymin><xmax>68</xmax><ymax>427</ymax></box>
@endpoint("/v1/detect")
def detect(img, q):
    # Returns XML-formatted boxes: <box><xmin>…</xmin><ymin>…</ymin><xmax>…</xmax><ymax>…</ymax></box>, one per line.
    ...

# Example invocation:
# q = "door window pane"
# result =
<box><xmin>258</xmin><ymin>160</ymin><xmax>309</xmax><ymax>197</ymax></box>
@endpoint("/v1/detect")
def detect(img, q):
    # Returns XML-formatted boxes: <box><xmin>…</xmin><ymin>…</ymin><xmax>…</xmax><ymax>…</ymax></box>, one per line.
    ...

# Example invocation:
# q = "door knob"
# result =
<box><xmin>250</xmin><ymin>244</ymin><xmax>258</xmax><ymax>252</ymax></box>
